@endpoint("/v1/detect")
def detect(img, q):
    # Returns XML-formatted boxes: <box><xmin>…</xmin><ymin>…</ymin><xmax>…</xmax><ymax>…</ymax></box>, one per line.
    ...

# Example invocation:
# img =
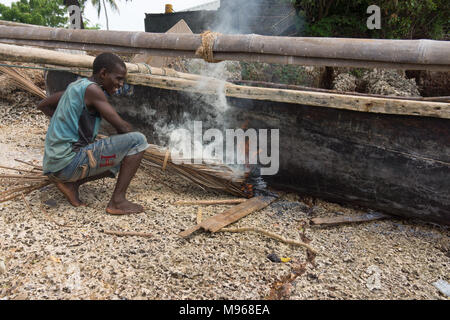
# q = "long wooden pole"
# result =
<box><xmin>0</xmin><ymin>42</ymin><xmax>207</xmax><ymax>81</ymax></box>
<box><xmin>0</xmin><ymin>42</ymin><xmax>448</xmax><ymax>119</ymax></box>
<box><xmin>0</xmin><ymin>25</ymin><xmax>449</xmax><ymax>70</ymax></box>
<box><xmin>2</xmin><ymin>38</ymin><xmax>447</xmax><ymax>71</ymax></box>
<box><xmin>0</xmin><ymin>42</ymin><xmax>447</xmax><ymax>119</ymax></box>
<box><xmin>230</xmin><ymin>80</ymin><xmax>450</xmax><ymax>103</ymax></box>
<box><xmin>124</xmin><ymin>73</ymin><xmax>450</xmax><ymax>119</ymax></box>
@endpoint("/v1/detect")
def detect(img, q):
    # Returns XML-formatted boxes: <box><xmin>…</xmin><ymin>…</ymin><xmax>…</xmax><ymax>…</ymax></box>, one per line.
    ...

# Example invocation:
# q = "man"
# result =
<box><xmin>37</xmin><ymin>52</ymin><xmax>149</xmax><ymax>215</ymax></box>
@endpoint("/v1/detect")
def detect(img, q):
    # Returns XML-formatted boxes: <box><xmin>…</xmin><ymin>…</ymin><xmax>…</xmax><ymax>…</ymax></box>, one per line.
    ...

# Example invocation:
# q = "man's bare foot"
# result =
<box><xmin>106</xmin><ymin>199</ymin><xmax>144</xmax><ymax>215</ymax></box>
<box><xmin>54</xmin><ymin>181</ymin><xmax>85</xmax><ymax>207</ymax></box>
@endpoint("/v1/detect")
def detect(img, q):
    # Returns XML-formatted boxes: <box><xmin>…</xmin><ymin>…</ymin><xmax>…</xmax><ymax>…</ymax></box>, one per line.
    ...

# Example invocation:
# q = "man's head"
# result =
<box><xmin>93</xmin><ymin>53</ymin><xmax>127</xmax><ymax>95</ymax></box>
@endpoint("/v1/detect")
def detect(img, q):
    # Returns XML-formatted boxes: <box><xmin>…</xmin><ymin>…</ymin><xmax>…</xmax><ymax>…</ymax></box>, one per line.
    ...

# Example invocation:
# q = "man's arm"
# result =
<box><xmin>84</xmin><ymin>84</ymin><xmax>133</xmax><ymax>134</ymax></box>
<box><xmin>37</xmin><ymin>91</ymin><xmax>65</xmax><ymax>118</ymax></box>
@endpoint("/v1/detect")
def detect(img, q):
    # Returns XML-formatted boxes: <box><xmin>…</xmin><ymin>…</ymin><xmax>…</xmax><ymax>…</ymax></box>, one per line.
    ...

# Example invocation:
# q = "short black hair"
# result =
<box><xmin>93</xmin><ymin>52</ymin><xmax>126</xmax><ymax>75</ymax></box>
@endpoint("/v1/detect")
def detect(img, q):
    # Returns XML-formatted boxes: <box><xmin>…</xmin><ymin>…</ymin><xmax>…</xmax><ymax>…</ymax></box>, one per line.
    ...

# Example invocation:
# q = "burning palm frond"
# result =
<box><xmin>0</xmin><ymin>64</ymin><xmax>47</xmax><ymax>99</ymax></box>
<box><xmin>141</xmin><ymin>144</ymin><xmax>251</xmax><ymax>198</ymax></box>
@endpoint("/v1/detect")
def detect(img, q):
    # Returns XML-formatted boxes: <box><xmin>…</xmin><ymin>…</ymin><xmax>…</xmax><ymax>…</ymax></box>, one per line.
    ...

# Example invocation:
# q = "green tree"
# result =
<box><xmin>290</xmin><ymin>0</ymin><xmax>449</xmax><ymax>39</ymax></box>
<box><xmin>81</xmin><ymin>0</ymin><xmax>132</xmax><ymax>30</ymax></box>
<box><xmin>0</xmin><ymin>0</ymin><xmax>68</xmax><ymax>27</ymax></box>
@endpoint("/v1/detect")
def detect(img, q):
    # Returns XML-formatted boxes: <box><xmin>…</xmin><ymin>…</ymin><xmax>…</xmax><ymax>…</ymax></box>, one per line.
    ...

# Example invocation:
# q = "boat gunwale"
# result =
<box><xmin>119</xmin><ymin>72</ymin><xmax>450</xmax><ymax>120</ymax></box>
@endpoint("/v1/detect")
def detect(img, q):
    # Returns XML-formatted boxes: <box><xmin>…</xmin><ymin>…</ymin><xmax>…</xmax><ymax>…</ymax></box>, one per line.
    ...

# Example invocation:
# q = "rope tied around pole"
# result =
<box><xmin>195</xmin><ymin>30</ymin><xmax>222</xmax><ymax>63</ymax></box>
<box><xmin>135</xmin><ymin>63</ymin><xmax>153</xmax><ymax>75</ymax></box>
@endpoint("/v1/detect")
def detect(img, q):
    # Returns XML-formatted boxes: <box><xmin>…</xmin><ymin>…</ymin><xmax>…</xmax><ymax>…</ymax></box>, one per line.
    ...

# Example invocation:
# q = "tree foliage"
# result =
<box><xmin>79</xmin><ymin>0</ymin><xmax>132</xmax><ymax>30</ymax></box>
<box><xmin>290</xmin><ymin>0</ymin><xmax>449</xmax><ymax>39</ymax></box>
<box><xmin>0</xmin><ymin>0</ymin><xmax>68</xmax><ymax>27</ymax></box>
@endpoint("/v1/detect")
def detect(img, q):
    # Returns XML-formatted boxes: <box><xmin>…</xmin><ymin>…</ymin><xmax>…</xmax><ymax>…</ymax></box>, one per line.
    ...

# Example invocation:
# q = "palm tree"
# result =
<box><xmin>90</xmin><ymin>0</ymin><xmax>131</xmax><ymax>30</ymax></box>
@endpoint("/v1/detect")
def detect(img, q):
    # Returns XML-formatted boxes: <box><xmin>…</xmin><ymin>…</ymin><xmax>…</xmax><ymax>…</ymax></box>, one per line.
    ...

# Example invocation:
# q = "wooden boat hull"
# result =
<box><xmin>46</xmin><ymin>71</ymin><xmax>450</xmax><ymax>225</ymax></box>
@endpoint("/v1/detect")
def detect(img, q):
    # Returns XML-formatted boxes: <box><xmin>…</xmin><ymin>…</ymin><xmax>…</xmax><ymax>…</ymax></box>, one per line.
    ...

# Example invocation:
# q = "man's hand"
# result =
<box><xmin>37</xmin><ymin>91</ymin><xmax>65</xmax><ymax>118</ymax></box>
<box><xmin>84</xmin><ymin>83</ymin><xmax>133</xmax><ymax>134</ymax></box>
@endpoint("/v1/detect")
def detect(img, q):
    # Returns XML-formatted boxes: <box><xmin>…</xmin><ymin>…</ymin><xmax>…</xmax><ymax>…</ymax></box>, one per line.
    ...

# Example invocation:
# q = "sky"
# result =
<box><xmin>0</xmin><ymin>0</ymin><xmax>215</xmax><ymax>31</ymax></box>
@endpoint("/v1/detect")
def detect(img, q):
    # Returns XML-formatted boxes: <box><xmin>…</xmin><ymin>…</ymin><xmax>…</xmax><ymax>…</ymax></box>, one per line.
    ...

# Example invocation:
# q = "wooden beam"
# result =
<box><xmin>179</xmin><ymin>196</ymin><xmax>277</xmax><ymax>237</ymax></box>
<box><xmin>310</xmin><ymin>212</ymin><xmax>389</xmax><ymax>226</ymax></box>
<box><xmin>0</xmin><ymin>42</ymin><xmax>205</xmax><ymax>81</ymax></box>
<box><xmin>0</xmin><ymin>25</ymin><xmax>449</xmax><ymax>70</ymax></box>
<box><xmin>2</xmin><ymin>37</ymin><xmax>448</xmax><ymax>71</ymax></box>
<box><xmin>125</xmin><ymin>73</ymin><xmax>450</xmax><ymax>119</ymax></box>
<box><xmin>230</xmin><ymin>80</ymin><xmax>448</xmax><ymax>103</ymax></box>
<box><xmin>1</xmin><ymin>42</ymin><xmax>448</xmax><ymax>119</ymax></box>
<box><xmin>174</xmin><ymin>199</ymin><xmax>248</xmax><ymax>206</ymax></box>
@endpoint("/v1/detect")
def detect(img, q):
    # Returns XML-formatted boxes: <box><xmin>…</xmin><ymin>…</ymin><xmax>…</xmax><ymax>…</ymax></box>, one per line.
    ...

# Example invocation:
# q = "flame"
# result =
<box><xmin>241</xmin><ymin>183</ymin><xmax>254</xmax><ymax>198</ymax></box>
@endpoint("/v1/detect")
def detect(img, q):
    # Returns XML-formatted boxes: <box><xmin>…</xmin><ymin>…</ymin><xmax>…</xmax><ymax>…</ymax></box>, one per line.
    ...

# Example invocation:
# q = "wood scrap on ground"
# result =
<box><xmin>174</xmin><ymin>199</ymin><xmax>248</xmax><ymax>206</ymax></box>
<box><xmin>218</xmin><ymin>227</ymin><xmax>318</xmax><ymax>254</ymax></box>
<box><xmin>0</xmin><ymin>164</ymin><xmax>39</xmax><ymax>174</ymax></box>
<box><xmin>179</xmin><ymin>195</ymin><xmax>278</xmax><ymax>237</ymax></box>
<box><xmin>185</xmin><ymin>195</ymin><xmax>318</xmax><ymax>254</ymax></box>
<box><xmin>101</xmin><ymin>229</ymin><xmax>153</xmax><ymax>238</ymax></box>
<box><xmin>310</xmin><ymin>211</ymin><xmax>389</xmax><ymax>226</ymax></box>
<box><xmin>14</xmin><ymin>159</ymin><xmax>43</xmax><ymax>170</ymax></box>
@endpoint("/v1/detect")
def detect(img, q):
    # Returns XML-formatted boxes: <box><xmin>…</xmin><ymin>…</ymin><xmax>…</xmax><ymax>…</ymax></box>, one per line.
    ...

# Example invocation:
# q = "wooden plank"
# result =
<box><xmin>207</xmin><ymin>196</ymin><xmax>277</xmax><ymax>232</ymax></box>
<box><xmin>231</xmin><ymin>80</ymin><xmax>449</xmax><ymax>103</ymax></box>
<box><xmin>224</xmin><ymin>83</ymin><xmax>450</xmax><ymax>119</ymax></box>
<box><xmin>102</xmin><ymin>230</ymin><xmax>153</xmax><ymax>238</ymax></box>
<box><xmin>179</xmin><ymin>196</ymin><xmax>277</xmax><ymax>237</ymax></box>
<box><xmin>0</xmin><ymin>42</ymin><xmax>205</xmax><ymax>81</ymax></box>
<box><xmin>174</xmin><ymin>199</ymin><xmax>247</xmax><ymax>206</ymax></box>
<box><xmin>310</xmin><ymin>212</ymin><xmax>389</xmax><ymax>226</ymax></box>
<box><xmin>124</xmin><ymin>73</ymin><xmax>450</xmax><ymax>119</ymax></box>
<box><xmin>179</xmin><ymin>224</ymin><xmax>201</xmax><ymax>238</ymax></box>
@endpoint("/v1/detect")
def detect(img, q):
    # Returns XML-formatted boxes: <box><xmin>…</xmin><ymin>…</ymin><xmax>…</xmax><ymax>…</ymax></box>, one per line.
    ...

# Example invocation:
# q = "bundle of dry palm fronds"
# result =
<box><xmin>140</xmin><ymin>144</ymin><xmax>250</xmax><ymax>198</ymax></box>
<box><xmin>0</xmin><ymin>148</ymin><xmax>251</xmax><ymax>204</ymax></box>
<box><xmin>0</xmin><ymin>159</ymin><xmax>51</xmax><ymax>203</ymax></box>
<box><xmin>0</xmin><ymin>64</ymin><xmax>46</xmax><ymax>99</ymax></box>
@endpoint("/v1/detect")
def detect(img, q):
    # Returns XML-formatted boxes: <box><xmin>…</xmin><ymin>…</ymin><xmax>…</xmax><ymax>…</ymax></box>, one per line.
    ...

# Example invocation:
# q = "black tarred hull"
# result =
<box><xmin>46</xmin><ymin>71</ymin><xmax>450</xmax><ymax>225</ymax></box>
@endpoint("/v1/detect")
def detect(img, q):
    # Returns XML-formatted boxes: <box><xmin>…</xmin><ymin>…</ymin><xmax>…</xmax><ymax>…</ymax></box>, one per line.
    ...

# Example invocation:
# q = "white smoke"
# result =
<box><xmin>211</xmin><ymin>0</ymin><xmax>265</xmax><ymax>35</ymax></box>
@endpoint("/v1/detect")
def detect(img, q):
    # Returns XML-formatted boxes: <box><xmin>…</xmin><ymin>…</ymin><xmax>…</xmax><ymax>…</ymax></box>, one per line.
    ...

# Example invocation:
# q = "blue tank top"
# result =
<box><xmin>43</xmin><ymin>78</ymin><xmax>101</xmax><ymax>174</ymax></box>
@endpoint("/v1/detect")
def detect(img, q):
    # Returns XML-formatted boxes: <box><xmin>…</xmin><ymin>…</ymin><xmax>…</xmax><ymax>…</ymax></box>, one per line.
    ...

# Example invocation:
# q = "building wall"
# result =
<box><xmin>145</xmin><ymin>10</ymin><xmax>218</xmax><ymax>34</ymax></box>
<box><xmin>145</xmin><ymin>0</ymin><xmax>304</xmax><ymax>36</ymax></box>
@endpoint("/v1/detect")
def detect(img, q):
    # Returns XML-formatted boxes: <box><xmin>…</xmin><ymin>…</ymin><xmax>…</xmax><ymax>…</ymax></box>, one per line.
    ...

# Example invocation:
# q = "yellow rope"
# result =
<box><xmin>195</xmin><ymin>30</ymin><xmax>222</xmax><ymax>63</ymax></box>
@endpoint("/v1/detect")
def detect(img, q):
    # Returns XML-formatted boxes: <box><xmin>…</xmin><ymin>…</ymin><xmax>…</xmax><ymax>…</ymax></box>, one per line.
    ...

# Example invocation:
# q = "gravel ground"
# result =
<box><xmin>0</xmin><ymin>101</ymin><xmax>448</xmax><ymax>300</ymax></box>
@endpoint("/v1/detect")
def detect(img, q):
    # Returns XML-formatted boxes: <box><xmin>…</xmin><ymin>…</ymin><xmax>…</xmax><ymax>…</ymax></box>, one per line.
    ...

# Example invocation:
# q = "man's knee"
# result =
<box><xmin>129</xmin><ymin>132</ymin><xmax>147</xmax><ymax>147</ymax></box>
<box><xmin>124</xmin><ymin>132</ymin><xmax>149</xmax><ymax>155</ymax></box>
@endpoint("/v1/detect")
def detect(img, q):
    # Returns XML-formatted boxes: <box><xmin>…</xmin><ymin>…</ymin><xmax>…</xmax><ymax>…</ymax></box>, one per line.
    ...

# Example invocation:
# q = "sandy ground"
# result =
<box><xmin>0</xmin><ymin>101</ymin><xmax>448</xmax><ymax>300</ymax></box>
